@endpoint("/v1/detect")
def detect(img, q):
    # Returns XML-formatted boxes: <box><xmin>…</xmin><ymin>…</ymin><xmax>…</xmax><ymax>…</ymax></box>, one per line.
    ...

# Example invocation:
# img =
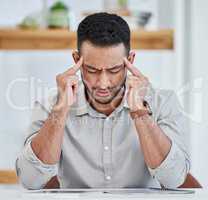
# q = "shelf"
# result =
<box><xmin>0</xmin><ymin>28</ymin><xmax>174</xmax><ymax>50</ymax></box>
<box><xmin>0</xmin><ymin>170</ymin><xmax>18</xmax><ymax>184</ymax></box>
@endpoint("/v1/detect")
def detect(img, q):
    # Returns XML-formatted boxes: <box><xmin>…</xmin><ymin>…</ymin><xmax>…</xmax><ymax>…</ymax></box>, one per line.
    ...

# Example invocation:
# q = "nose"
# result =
<box><xmin>98</xmin><ymin>71</ymin><xmax>111</xmax><ymax>89</ymax></box>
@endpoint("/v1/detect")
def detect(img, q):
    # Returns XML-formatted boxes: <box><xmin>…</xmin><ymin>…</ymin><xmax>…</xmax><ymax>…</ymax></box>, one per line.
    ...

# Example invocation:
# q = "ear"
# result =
<box><xmin>127</xmin><ymin>51</ymin><xmax>136</xmax><ymax>64</ymax></box>
<box><xmin>72</xmin><ymin>50</ymin><xmax>80</xmax><ymax>64</ymax></box>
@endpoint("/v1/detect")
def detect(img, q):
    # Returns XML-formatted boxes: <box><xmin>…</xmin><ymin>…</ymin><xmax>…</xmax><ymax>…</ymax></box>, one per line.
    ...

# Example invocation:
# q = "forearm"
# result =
<box><xmin>134</xmin><ymin>114</ymin><xmax>171</xmax><ymax>169</ymax></box>
<box><xmin>31</xmin><ymin>106</ymin><xmax>68</xmax><ymax>165</ymax></box>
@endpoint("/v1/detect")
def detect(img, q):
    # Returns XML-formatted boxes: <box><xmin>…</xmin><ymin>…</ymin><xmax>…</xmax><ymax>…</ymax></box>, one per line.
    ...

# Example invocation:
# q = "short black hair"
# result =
<box><xmin>77</xmin><ymin>12</ymin><xmax>130</xmax><ymax>55</ymax></box>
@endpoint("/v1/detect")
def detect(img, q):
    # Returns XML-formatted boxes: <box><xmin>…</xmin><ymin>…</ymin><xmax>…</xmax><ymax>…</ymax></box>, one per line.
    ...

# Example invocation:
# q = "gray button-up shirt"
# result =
<box><xmin>16</xmin><ymin>81</ymin><xmax>190</xmax><ymax>190</ymax></box>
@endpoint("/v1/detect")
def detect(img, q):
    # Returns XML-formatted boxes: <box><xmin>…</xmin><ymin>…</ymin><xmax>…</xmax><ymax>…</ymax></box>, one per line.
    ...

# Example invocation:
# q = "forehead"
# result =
<box><xmin>80</xmin><ymin>41</ymin><xmax>126</xmax><ymax>69</ymax></box>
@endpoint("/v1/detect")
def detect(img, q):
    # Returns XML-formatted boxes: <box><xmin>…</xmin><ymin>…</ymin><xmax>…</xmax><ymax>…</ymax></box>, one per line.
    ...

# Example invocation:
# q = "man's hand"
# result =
<box><xmin>124</xmin><ymin>58</ymin><xmax>150</xmax><ymax>112</ymax></box>
<box><xmin>124</xmin><ymin>58</ymin><xmax>173</xmax><ymax>172</ymax></box>
<box><xmin>54</xmin><ymin>57</ymin><xmax>83</xmax><ymax>113</ymax></box>
<box><xmin>30</xmin><ymin>57</ymin><xmax>83</xmax><ymax>165</ymax></box>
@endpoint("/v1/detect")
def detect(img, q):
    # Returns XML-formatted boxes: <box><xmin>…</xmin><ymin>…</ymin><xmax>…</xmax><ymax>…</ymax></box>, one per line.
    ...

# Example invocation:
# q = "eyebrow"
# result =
<box><xmin>84</xmin><ymin>63</ymin><xmax>124</xmax><ymax>71</ymax></box>
<box><xmin>84</xmin><ymin>64</ymin><xmax>99</xmax><ymax>70</ymax></box>
<box><xmin>108</xmin><ymin>64</ymin><xmax>124</xmax><ymax>70</ymax></box>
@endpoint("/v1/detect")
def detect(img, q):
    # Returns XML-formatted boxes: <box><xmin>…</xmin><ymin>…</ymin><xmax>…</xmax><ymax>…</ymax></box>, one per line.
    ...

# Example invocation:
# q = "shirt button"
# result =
<box><xmin>104</xmin><ymin>146</ymin><xmax>109</xmax><ymax>151</ymax></box>
<box><xmin>105</xmin><ymin>175</ymin><xmax>111</xmax><ymax>181</ymax></box>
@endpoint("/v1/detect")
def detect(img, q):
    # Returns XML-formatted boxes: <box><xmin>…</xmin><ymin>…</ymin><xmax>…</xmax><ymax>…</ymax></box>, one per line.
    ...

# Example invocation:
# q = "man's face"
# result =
<box><xmin>78</xmin><ymin>41</ymin><xmax>127</xmax><ymax>104</ymax></box>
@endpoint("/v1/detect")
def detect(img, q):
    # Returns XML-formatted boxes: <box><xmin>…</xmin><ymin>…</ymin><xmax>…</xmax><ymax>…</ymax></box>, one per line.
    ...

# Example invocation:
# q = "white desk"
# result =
<box><xmin>0</xmin><ymin>186</ymin><xmax>207</xmax><ymax>200</ymax></box>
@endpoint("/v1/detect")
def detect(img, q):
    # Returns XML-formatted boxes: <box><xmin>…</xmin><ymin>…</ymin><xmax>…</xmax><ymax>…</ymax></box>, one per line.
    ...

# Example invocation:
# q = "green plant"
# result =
<box><xmin>50</xmin><ymin>1</ymin><xmax>68</xmax><ymax>11</ymax></box>
<box><xmin>118</xmin><ymin>0</ymin><xmax>128</xmax><ymax>7</ymax></box>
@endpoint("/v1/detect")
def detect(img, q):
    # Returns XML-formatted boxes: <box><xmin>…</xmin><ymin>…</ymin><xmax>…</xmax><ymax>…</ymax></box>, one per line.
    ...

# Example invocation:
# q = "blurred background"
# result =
<box><xmin>0</xmin><ymin>0</ymin><xmax>208</xmax><ymax>188</ymax></box>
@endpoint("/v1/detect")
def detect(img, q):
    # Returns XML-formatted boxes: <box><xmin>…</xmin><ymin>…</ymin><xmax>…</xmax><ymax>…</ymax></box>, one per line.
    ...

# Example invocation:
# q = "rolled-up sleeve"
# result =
<box><xmin>16</xmin><ymin>141</ymin><xmax>58</xmax><ymax>189</ymax></box>
<box><xmin>16</xmin><ymin>99</ymin><xmax>58</xmax><ymax>189</ymax></box>
<box><xmin>148</xmin><ymin>91</ymin><xmax>191</xmax><ymax>188</ymax></box>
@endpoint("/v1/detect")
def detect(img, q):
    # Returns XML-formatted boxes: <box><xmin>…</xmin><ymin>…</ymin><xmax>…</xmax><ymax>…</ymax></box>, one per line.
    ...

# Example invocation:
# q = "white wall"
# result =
<box><xmin>188</xmin><ymin>0</ymin><xmax>208</xmax><ymax>188</ymax></box>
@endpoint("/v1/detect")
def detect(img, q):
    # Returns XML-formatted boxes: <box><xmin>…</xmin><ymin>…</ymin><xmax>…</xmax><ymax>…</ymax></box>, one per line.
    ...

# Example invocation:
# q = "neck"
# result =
<box><xmin>86</xmin><ymin>87</ymin><xmax>125</xmax><ymax>116</ymax></box>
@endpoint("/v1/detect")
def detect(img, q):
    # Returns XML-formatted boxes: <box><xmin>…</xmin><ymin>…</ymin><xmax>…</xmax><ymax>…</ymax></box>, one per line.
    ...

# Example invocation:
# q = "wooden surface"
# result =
<box><xmin>43</xmin><ymin>173</ymin><xmax>202</xmax><ymax>189</ymax></box>
<box><xmin>0</xmin><ymin>28</ymin><xmax>174</xmax><ymax>50</ymax></box>
<box><xmin>0</xmin><ymin>170</ymin><xmax>18</xmax><ymax>184</ymax></box>
<box><xmin>0</xmin><ymin>170</ymin><xmax>202</xmax><ymax>189</ymax></box>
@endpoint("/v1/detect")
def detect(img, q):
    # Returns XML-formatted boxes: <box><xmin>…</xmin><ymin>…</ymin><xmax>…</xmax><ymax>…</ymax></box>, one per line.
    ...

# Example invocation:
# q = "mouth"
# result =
<box><xmin>95</xmin><ymin>90</ymin><xmax>110</xmax><ymax>97</ymax></box>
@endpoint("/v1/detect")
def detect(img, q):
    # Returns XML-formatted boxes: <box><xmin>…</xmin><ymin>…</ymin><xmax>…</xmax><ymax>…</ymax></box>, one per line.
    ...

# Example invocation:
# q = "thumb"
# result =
<box><xmin>67</xmin><ymin>85</ymin><xmax>75</xmax><ymax>106</ymax></box>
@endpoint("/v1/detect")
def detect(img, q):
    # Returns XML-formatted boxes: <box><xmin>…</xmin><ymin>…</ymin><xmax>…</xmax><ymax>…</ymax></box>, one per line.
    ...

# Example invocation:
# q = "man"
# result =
<box><xmin>16</xmin><ymin>12</ymin><xmax>190</xmax><ymax>189</ymax></box>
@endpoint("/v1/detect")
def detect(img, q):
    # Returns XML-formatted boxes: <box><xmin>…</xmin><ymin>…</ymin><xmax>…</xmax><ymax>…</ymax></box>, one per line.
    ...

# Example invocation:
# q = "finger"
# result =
<box><xmin>67</xmin><ymin>76</ymin><xmax>79</xmax><ymax>86</ymax></box>
<box><xmin>66</xmin><ymin>77</ymin><xmax>79</xmax><ymax>99</ymax></box>
<box><xmin>64</xmin><ymin>57</ymin><xmax>83</xmax><ymax>76</ymax></box>
<box><xmin>73</xmin><ymin>80</ymin><xmax>79</xmax><ymax>94</ymax></box>
<box><xmin>127</xmin><ymin>75</ymin><xmax>140</xmax><ymax>87</ymax></box>
<box><xmin>124</xmin><ymin>58</ymin><xmax>143</xmax><ymax>77</ymax></box>
<box><xmin>67</xmin><ymin>86</ymin><xmax>74</xmax><ymax>105</ymax></box>
<box><xmin>128</xmin><ymin>75</ymin><xmax>141</xmax><ymax>81</ymax></box>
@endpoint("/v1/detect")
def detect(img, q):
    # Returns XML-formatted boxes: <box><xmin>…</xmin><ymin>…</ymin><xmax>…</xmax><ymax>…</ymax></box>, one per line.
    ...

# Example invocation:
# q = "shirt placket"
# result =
<box><xmin>102</xmin><ymin>117</ymin><xmax>113</xmax><ymax>184</ymax></box>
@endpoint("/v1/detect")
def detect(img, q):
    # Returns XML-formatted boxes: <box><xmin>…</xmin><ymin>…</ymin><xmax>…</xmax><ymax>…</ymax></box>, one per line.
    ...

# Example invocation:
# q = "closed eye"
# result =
<box><xmin>84</xmin><ymin>64</ymin><xmax>123</xmax><ymax>74</ymax></box>
<box><xmin>108</xmin><ymin>68</ymin><xmax>122</xmax><ymax>73</ymax></box>
<box><xmin>84</xmin><ymin>65</ymin><xmax>98</xmax><ymax>73</ymax></box>
<box><xmin>86</xmin><ymin>68</ymin><xmax>97</xmax><ymax>73</ymax></box>
<box><xmin>108</xmin><ymin>65</ymin><xmax>124</xmax><ymax>73</ymax></box>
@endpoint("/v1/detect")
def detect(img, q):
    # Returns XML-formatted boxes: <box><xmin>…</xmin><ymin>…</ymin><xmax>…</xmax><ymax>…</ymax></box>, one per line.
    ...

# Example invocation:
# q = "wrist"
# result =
<box><xmin>52</xmin><ymin>103</ymin><xmax>69</xmax><ymax>118</ymax></box>
<box><xmin>129</xmin><ymin>102</ymin><xmax>145</xmax><ymax>112</ymax></box>
<box><xmin>130</xmin><ymin>101</ymin><xmax>152</xmax><ymax>120</ymax></box>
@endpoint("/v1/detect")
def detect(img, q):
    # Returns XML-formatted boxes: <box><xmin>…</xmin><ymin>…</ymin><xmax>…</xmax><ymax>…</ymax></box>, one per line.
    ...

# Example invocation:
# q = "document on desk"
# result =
<box><xmin>27</xmin><ymin>188</ymin><xmax>195</xmax><ymax>195</ymax></box>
